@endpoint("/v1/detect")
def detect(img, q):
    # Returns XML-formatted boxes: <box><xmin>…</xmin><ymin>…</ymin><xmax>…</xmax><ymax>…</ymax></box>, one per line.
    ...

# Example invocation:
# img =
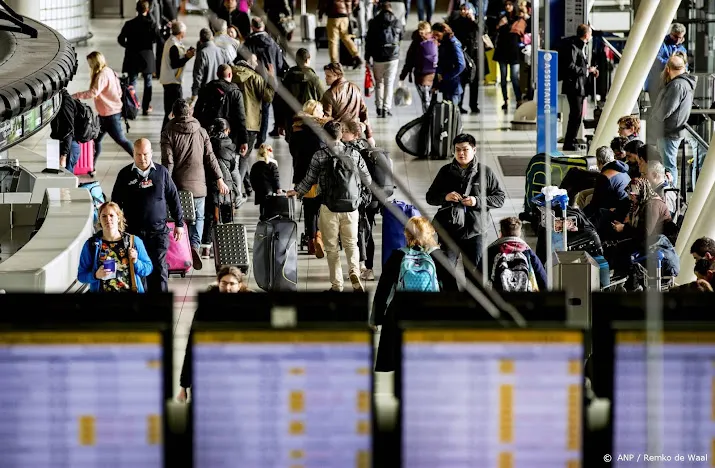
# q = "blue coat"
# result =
<box><xmin>436</xmin><ymin>36</ymin><xmax>466</xmax><ymax>99</ymax></box>
<box><xmin>78</xmin><ymin>232</ymin><xmax>153</xmax><ymax>293</ymax></box>
<box><xmin>645</xmin><ymin>36</ymin><xmax>687</xmax><ymax>92</ymax></box>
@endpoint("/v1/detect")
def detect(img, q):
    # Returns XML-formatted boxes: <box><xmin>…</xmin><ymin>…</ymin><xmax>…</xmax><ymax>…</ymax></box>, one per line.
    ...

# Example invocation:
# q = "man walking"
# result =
<box><xmin>562</xmin><ymin>24</ymin><xmax>598</xmax><ymax>151</ymax></box>
<box><xmin>190</xmin><ymin>28</ymin><xmax>230</xmax><ymax>107</ymax></box>
<box><xmin>160</xmin><ymin>21</ymin><xmax>195</xmax><ymax>128</ymax></box>
<box><xmin>111</xmin><ymin>138</ymin><xmax>185</xmax><ymax>293</ymax></box>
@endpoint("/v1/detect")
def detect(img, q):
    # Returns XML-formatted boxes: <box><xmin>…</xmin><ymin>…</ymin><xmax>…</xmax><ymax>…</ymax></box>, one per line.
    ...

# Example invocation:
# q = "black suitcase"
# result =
<box><xmin>261</xmin><ymin>194</ymin><xmax>296</xmax><ymax>220</ymax></box>
<box><xmin>315</xmin><ymin>26</ymin><xmax>328</xmax><ymax>49</ymax></box>
<box><xmin>426</xmin><ymin>94</ymin><xmax>461</xmax><ymax>160</ymax></box>
<box><xmin>253</xmin><ymin>218</ymin><xmax>298</xmax><ymax>292</ymax></box>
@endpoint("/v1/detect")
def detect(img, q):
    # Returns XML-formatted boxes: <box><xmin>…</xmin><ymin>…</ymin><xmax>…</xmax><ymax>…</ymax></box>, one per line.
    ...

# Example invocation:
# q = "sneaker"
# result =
<box><xmin>191</xmin><ymin>247</ymin><xmax>203</xmax><ymax>271</ymax></box>
<box><xmin>201</xmin><ymin>246</ymin><xmax>211</xmax><ymax>259</ymax></box>
<box><xmin>314</xmin><ymin>232</ymin><xmax>325</xmax><ymax>259</ymax></box>
<box><xmin>459</xmin><ymin>107</ymin><xmax>469</xmax><ymax>114</ymax></box>
<box><xmin>359</xmin><ymin>262</ymin><xmax>366</xmax><ymax>274</ymax></box>
<box><xmin>376</xmin><ymin>108</ymin><xmax>384</xmax><ymax>118</ymax></box>
<box><xmin>361</xmin><ymin>269</ymin><xmax>375</xmax><ymax>281</ymax></box>
<box><xmin>350</xmin><ymin>272</ymin><xmax>364</xmax><ymax>292</ymax></box>
<box><xmin>383</xmin><ymin>109</ymin><xmax>393</xmax><ymax>117</ymax></box>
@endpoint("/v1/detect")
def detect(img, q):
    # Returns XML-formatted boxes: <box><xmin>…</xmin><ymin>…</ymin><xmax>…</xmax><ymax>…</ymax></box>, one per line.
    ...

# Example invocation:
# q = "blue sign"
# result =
<box><xmin>537</xmin><ymin>50</ymin><xmax>559</xmax><ymax>155</ymax></box>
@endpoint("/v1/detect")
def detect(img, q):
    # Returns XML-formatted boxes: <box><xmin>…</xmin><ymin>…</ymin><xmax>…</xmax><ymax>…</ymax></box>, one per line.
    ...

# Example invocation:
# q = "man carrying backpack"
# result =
<box><xmin>287</xmin><ymin>121</ymin><xmax>373</xmax><ymax>292</ymax></box>
<box><xmin>480</xmin><ymin>217</ymin><xmax>547</xmax><ymax>292</ymax></box>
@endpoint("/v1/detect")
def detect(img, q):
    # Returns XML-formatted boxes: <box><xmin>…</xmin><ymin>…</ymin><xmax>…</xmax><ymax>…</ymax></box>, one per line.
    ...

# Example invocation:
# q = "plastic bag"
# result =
<box><xmin>393</xmin><ymin>81</ymin><xmax>412</xmax><ymax>107</ymax></box>
<box><xmin>364</xmin><ymin>67</ymin><xmax>374</xmax><ymax>98</ymax></box>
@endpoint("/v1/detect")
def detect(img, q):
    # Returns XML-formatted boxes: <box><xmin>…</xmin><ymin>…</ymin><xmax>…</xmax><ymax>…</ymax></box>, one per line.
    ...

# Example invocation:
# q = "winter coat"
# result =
<box><xmin>242</xmin><ymin>31</ymin><xmax>288</xmax><ymax>79</ymax></box>
<box><xmin>646</xmin><ymin>35</ymin><xmax>687</xmax><ymax>92</ymax></box>
<box><xmin>160</xmin><ymin>116</ymin><xmax>224</xmax><ymax>197</ymax></box>
<box><xmin>77</xmin><ymin>232</ymin><xmax>153</xmax><ymax>293</ymax></box>
<box><xmin>318</xmin><ymin>0</ymin><xmax>358</xmax><ymax>18</ymax></box>
<box><xmin>426</xmin><ymin>160</ymin><xmax>506</xmax><ymax>238</ymax></box>
<box><xmin>435</xmin><ymin>36</ymin><xmax>466</xmax><ymax>98</ymax></box>
<box><xmin>231</xmin><ymin>61</ymin><xmax>275</xmax><ymax>131</ymax></box>
<box><xmin>561</xmin><ymin>35</ymin><xmax>590</xmax><ymax>97</ymax></box>
<box><xmin>585</xmin><ymin>160</ymin><xmax>632</xmax><ymax>219</ymax></box>
<box><xmin>249</xmin><ymin>160</ymin><xmax>281</xmax><ymax>205</ymax></box>
<box><xmin>365</xmin><ymin>10</ymin><xmax>402</xmax><ymax>63</ymax></box>
<box><xmin>210</xmin><ymin>135</ymin><xmax>241</xmax><ymax>205</ymax></box>
<box><xmin>277</xmin><ymin>66</ymin><xmax>326</xmax><ymax>132</ymax></box>
<box><xmin>400</xmin><ymin>30</ymin><xmax>438</xmax><ymax>86</ymax></box>
<box><xmin>481</xmin><ymin>236</ymin><xmax>547</xmax><ymax>292</ymax></box>
<box><xmin>118</xmin><ymin>14</ymin><xmax>160</xmax><ymax>75</ymax></box>
<box><xmin>289</xmin><ymin>114</ymin><xmax>330</xmax><ymax>184</ymax></box>
<box><xmin>194</xmin><ymin>78</ymin><xmax>248</xmax><ymax>147</ymax></box>
<box><xmin>493</xmin><ymin>14</ymin><xmax>526</xmax><ymax>64</ymax></box>
<box><xmin>651</xmin><ymin>73</ymin><xmax>696</xmax><ymax>139</ymax></box>
<box><xmin>192</xmin><ymin>41</ymin><xmax>230</xmax><ymax>96</ymax></box>
<box><xmin>214</xmin><ymin>32</ymin><xmax>240</xmax><ymax>63</ymax></box>
<box><xmin>321</xmin><ymin>77</ymin><xmax>373</xmax><ymax>138</ymax></box>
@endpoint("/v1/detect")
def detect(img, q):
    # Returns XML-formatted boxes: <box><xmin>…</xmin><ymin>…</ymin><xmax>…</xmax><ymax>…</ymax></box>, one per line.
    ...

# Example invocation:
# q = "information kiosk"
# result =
<box><xmin>0</xmin><ymin>294</ymin><xmax>174</xmax><ymax>468</ymax></box>
<box><xmin>190</xmin><ymin>292</ymin><xmax>374</xmax><ymax>468</ymax></box>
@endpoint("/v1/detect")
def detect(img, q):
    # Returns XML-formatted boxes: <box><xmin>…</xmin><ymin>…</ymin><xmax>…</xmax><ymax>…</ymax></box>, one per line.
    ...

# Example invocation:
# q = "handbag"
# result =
<box><xmin>128</xmin><ymin>235</ymin><xmax>138</xmax><ymax>292</ymax></box>
<box><xmin>364</xmin><ymin>67</ymin><xmax>374</xmax><ymax>97</ymax></box>
<box><xmin>482</xmin><ymin>34</ymin><xmax>494</xmax><ymax>51</ymax></box>
<box><xmin>280</xmin><ymin>15</ymin><xmax>296</xmax><ymax>34</ymax></box>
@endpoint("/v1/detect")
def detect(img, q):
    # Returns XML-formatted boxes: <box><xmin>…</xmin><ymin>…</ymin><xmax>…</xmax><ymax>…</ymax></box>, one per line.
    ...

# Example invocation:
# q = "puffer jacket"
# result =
<box><xmin>365</xmin><ymin>10</ymin><xmax>402</xmax><ymax>63</ymax></box>
<box><xmin>289</xmin><ymin>114</ymin><xmax>330</xmax><ymax>184</ymax></box>
<box><xmin>231</xmin><ymin>61</ymin><xmax>275</xmax><ymax>131</ymax></box>
<box><xmin>160</xmin><ymin>116</ymin><xmax>224</xmax><ymax>197</ymax></box>
<box><xmin>319</xmin><ymin>0</ymin><xmax>358</xmax><ymax>18</ymax></box>
<box><xmin>210</xmin><ymin>135</ymin><xmax>241</xmax><ymax>205</ymax></box>
<box><xmin>321</xmin><ymin>77</ymin><xmax>372</xmax><ymax>138</ymax></box>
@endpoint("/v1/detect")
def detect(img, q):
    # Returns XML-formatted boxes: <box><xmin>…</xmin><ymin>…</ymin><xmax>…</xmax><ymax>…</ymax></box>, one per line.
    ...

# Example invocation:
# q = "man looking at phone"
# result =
<box><xmin>160</xmin><ymin>20</ymin><xmax>195</xmax><ymax>129</ymax></box>
<box><xmin>426</xmin><ymin>133</ymin><xmax>505</xmax><ymax>281</ymax></box>
<box><xmin>562</xmin><ymin>23</ymin><xmax>598</xmax><ymax>151</ymax></box>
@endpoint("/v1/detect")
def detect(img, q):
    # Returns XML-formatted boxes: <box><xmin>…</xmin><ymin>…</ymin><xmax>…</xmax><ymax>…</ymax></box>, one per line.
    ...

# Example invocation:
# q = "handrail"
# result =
<box><xmin>64</xmin><ymin>278</ymin><xmax>89</xmax><ymax>294</ymax></box>
<box><xmin>684</xmin><ymin>123</ymin><xmax>709</xmax><ymax>151</ymax></box>
<box><xmin>601</xmin><ymin>37</ymin><xmax>622</xmax><ymax>59</ymax></box>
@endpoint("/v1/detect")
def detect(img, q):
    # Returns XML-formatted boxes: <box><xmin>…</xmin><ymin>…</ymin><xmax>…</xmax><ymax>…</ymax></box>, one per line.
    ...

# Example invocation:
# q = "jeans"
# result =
<box><xmin>259</xmin><ymin>101</ymin><xmax>270</xmax><ymax>146</ymax></box>
<box><xmin>373</xmin><ymin>60</ymin><xmax>399</xmax><ymax>111</ymax></box>
<box><xmin>136</xmin><ymin>229</ymin><xmax>170</xmax><ymax>293</ymax></box>
<box><xmin>95</xmin><ymin>113</ymin><xmax>134</xmax><ymax>164</ymax></box>
<box><xmin>318</xmin><ymin>205</ymin><xmax>361</xmax><ymax>291</ymax></box>
<box><xmin>416</xmin><ymin>84</ymin><xmax>432</xmax><ymax>114</ymax></box>
<box><xmin>416</xmin><ymin>0</ymin><xmax>435</xmax><ymax>22</ymax></box>
<box><xmin>441</xmin><ymin>234</ymin><xmax>483</xmax><ymax>284</ymax></box>
<box><xmin>657</xmin><ymin>137</ymin><xmax>682</xmax><ymax>188</ymax></box>
<box><xmin>189</xmin><ymin>197</ymin><xmax>205</xmax><ymax>250</ymax></box>
<box><xmin>326</xmin><ymin>17</ymin><xmax>359</xmax><ymax>64</ymax></box>
<box><xmin>65</xmin><ymin>139</ymin><xmax>81</xmax><ymax>173</ymax></box>
<box><xmin>358</xmin><ymin>205</ymin><xmax>378</xmax><ymax>269</ymax></box>
<box><xmin>687</xmin><ymin>136</ymin><xmax>707</xmax><ymax>189</ymax></box>
<box><xmin>128</xmin><ymin>72</ymin><xmax>153</xmax><ymax>113</ymax></box>
<box><xmin>564</xmin><ymin>94</ymin><xmax>585</xmax><ymax>149</ymax></box>
<box><xmin>498</xmin><ymin>62</ymin><xmax>521</xmax><ymax>102</ymax></box>
<box><xmin>163</xmin><ymin>83</ymin><xmax>183</xmax><ymax>129</ymax></box>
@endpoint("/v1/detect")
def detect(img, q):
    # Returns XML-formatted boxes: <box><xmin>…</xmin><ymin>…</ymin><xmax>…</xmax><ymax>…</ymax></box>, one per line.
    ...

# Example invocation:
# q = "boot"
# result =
<box><xmin>314</xmin><ymin>231</ymin><xmax>325</xmax><ymax>259</ymax></box>
<box><xmin>307</xmin><ymin>238</ymin><xmax>316</xmax><ymax>256</ymax></box>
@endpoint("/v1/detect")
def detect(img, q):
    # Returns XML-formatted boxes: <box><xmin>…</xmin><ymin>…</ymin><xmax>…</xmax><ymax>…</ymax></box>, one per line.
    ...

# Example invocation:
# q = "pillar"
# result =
<box><xmin>588</xmin><ymin>0</ymin><xmax>661</xmax><ymax>154</ymax></box>
<box><xmin>4</xmin><ymin>0</ymin><xmax>41</xmax><ymax>21</ymax></box>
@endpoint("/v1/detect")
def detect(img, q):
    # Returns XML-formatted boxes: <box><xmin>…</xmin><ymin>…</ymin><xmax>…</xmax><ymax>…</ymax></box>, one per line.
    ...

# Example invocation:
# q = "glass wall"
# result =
<box><xmin>39</xmin><ymin>0</ymin><xmax>90</xmax><ymax>43</ymax></box>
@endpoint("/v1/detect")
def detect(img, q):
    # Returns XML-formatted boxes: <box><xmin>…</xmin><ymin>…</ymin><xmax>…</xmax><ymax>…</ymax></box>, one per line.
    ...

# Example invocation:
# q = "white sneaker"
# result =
<box><xmin>361</xmin><ymin>269</ymin><xmax>375</xmax><ymax>281</ymax></box>
<box><xmin>350</xmin><ymin>272</ymin><xmax>365</xmax><ymax>292</ymax></box>
<box><xmin>359</xmin><ymin>262</ymin><xmax>367</xmax><ymax>274</ymax></box>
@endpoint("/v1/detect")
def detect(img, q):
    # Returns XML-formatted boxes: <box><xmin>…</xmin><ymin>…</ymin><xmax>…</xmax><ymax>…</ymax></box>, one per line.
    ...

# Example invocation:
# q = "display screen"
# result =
<box><xmin>193</xmin><ymin>330</ymin><xmax>372</xmax><ymax>468</ymax></box>
<box><xmin>614</xmin><ymin>331</ymin><xmax>715</xmax><ymax>464</ymax></box>
<box><xmin>402</xmin><ymin>329</ymin><xmax>583</xmax><ymax>468</ymax></box>
<box><xmin>0</xmin><ymin>331</ymin><xmax>164</xmax><ymax>467</ymax></box>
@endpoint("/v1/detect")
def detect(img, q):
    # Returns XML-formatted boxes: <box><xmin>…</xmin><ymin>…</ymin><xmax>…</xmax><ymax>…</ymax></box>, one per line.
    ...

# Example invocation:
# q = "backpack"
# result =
<box><xmin>396</xmin><ymin>247</ymin><xmax>440</xmax><ymax>292</ymax></box>
<box><xmin>73</xmin><ymin>100</ymin><xmax>100</xmax><ymax>143</ymax></box>
<box><xmin>196</xmin><ymin>83</ymin><xmax>228</xmax><ymax>129</ymax></box>
<box><xmin>119</xmin><ymin>75</ymin><xmax>140</xmax><ymax>123</ymax></box>
<box><xmin>323</xmin><ymin>148</ymin><xmax>362</xmax><ymax>213</ymax></box>
<box><xmin>79</xmin><ymin>181</ymin><xmax>106</xmax><ymax>229</ymax></box>
<box><xmin>360</xmin><ymin>147</ymin><xmax>394</xmax><ymax>208</ymax></box>
<box><xmin>491</xmin><ymin>251</ymin><xmax>535</xmax><ymax>292</ymax></box>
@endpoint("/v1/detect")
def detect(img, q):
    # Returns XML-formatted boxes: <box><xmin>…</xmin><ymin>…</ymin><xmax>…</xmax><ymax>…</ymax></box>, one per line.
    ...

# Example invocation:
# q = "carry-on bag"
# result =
<box><xmin>315</xmin><ymin>26</ymin><xmax>328</xmax><ymax>49</ymax></box>
<box><xmin>212</xmin><ymin>195</ymin><xmax>249</xmax><ymax>274</ymax></box>
<box><xmin>261</xmin><ymin>194</ymin><xmax>296</xmax><ymax>220</ymax></box>
<box><xmin>381</xmin><ymin>200</ymin><xmax>421</xmax><ymax>266</ymax></box>
<box><xmin>167</xmin><ymin>220</ymin><xmax>193</xmax><ymax>277</ymax></box>
<box><xmin>301</xmin><ymin>14</ymin><xmax>316</xmax><ymax>41</ymax></box>
<box><xmin>426</xmin><ymin>93</ymin><xmax>461</xmax><ymax>160</ymax></box>
<box><xmin>395</xmin><ymin>116</ymin><xmax>424</xmax><ymax>157</ymax></box>
<box><xmin>177</xmin><ymin>190</ymin><xmax>196</xmax><ymax>224</ymax></box>
<box><xmin>253</xmin><ymin>217</ymin><xmax>299</xmax><ymax>292</ymax></box>
<box><xmin>74</xmin><ymin>141</ymin><xmax>95</xmax><ymax>176</ymax></box>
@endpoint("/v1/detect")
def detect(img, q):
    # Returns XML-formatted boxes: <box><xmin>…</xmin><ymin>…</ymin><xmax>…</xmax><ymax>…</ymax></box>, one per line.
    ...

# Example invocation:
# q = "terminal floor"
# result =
<box><xmin>21</xmin><ymin>13</ymin><xmax>539</xmax><ymax>394</ymax></box>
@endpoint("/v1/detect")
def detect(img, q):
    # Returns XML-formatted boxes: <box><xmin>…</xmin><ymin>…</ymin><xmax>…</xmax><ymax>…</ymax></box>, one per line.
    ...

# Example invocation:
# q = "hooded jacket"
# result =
<box><xmin>365</xmin><ymin>10</ymin><xmax>402</xmax><ymax>63</ymax></box>
<box><xmin>289</xmin><ymin>114</ymin><xmax>330</xmax><ymax>184</ymax></box>
<box><xmin>651</xmin><ymin>73</ymin><xmax>696</xmax><ymax>139</ymax></box>
<box><xmin>231</xmin><ymin>61</ymin><xmax>275</xmax><ymax>131</ymax></box>
<box><xmin>586</xmin><ymin>160</ymin><xmax>631</xmax><ymax>218</ymax></box>
<box><xmin>160</xmin><ymin>116</ymin><xmax>224</xmax><ymax>197</ymax></box>
<box><xmin>194</xmin><ymin>78</ymin><xmax>248</xmax><ymax>146</ymax></box>
<box><xmin>209</xmin><ymin>134</ymin><xmax>241</xmax><ymax>205</ymax></box>
<box><xmin>400</xmin><ymin>30</ymin><xmax>438</xmax><ymax>85</ymax></box>
<box><xmin>242</xmin><ymin>31</ymin><xmax>288</xmax><ymax>80</ymax></box>
<box><xmin>435</xmin><ymin>35</ymin><xmax>466</xmax><ymax>97</ymax></box>
<box><xmin>278</xmin><ymin>66</ymin><xmax>326</xmax><ymax>133</ymax></box>
<box><xmin>481</xmin><ymin>236</ymin><xmax>547</xmax><ymax>292</ymax></box>
<box><xmin>321</xmin><ymin>77</ymin><xmax>373</xmax><ymax>138</ymax></box>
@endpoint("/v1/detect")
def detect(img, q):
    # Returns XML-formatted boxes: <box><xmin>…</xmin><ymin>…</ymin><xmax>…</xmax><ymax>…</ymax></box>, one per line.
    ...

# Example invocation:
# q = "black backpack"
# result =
<box><xmin>119</xmin><ymin>74</ymin><xmax>140</xmax><ymax>125</ymax></box>
<box><xmin>360</xmin><ymin>147</ymin><xmax>394</xmax><ymax>208</ymax></box>
<box><xmin>323</xmin><ymin>148</ymin><xmax>361</xmax><ymax>213</ymax></box>
<box><xmin>196</xmin><ymin>84</ymin><xmax>228</xmax><ymax>129</ymax></box>
<box><xmin>463</xmin><ymin>49</ymin><xmax>477</xmax><ymax>82</ymax></box>
<box><xmin>74</xmin><ymin>100</ymin><xmax>100</xmax><ymax>143</ymax></box>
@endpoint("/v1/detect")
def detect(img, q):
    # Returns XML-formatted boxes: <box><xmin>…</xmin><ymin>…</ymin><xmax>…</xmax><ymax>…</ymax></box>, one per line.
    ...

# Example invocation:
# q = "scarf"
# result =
<box><xmin>626</xmin><ymin>178</ymin><xmax>661</xmax><ymax>228</ymax></box>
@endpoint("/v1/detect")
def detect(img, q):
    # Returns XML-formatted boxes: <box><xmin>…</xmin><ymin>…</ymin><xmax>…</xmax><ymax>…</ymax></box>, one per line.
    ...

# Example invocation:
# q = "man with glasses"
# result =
<box><xmin>646</xmin><ymin>23</ymin><xmax>687</xmax><ymax>97</ymax></box>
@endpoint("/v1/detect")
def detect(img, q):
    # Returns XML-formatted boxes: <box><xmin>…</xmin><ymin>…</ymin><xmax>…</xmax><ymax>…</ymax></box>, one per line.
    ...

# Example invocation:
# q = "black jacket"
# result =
<box><xmin>426</xmin><ymin>161</ymin><xmax>506</xmax><ymax>238</ymax></box>
<box><xmin>216</xmin><ymin>5</ymin><xmax>251</xmax><ymax>39</ymax></box>
<box><xmin>365</xmin><ymin>10</ymin><xmax>401</xmax><ymax>63</ymax></box>
<box><xmin>373</xmin><ymin>248</ymin><xmax>458</xmax><ymax>372</ymax></box>
<box><xmin>561</xmin><ymin>35</ymin><xmax>590</xmax><ymax>96</ymax></box>
<box><xmin>194</xmin><ymin>79</ymin><xmax>248</xmax><ymax>147</ymax></box>
<box><xmin>249</xmin><ymin>160</ymin><xmax>281</xmax><ymax>205</ymax></box>
<box><xmin>289</xmin><ymin>115</ymin><xmax>327</xmax><ymax>184</ymax></box>
<box><xmin>209</xmin><ymin>135</ymin><xmax>241</xmax><ymax>205</ymax></box>
<box><xmin>242</xmin><ymin>31</ymin><xmax>288</xmax><ymax>79</ymax></box>
<box><xmin>111</xmin><ymin>163</ymin><xmax>184</xmax><ymax>234</ymax></box>
<box><xmin>50</xmin><ymin>89</ymin><xmax>76</xmax><ymax>157</ymax></box>
<box><xmin>450</xmin><ymin>15</ymin><xmax>479</xmax><ymax>56</ymax></box>
<box><xmin>585</xmin><ymin>160</ymin><xmax>631</xmax><ymax>219</ymax></box>
<box><xmin>118</xmin><ymin>14</ymin><xmax>160</xmax><ymax>75</ymax></box>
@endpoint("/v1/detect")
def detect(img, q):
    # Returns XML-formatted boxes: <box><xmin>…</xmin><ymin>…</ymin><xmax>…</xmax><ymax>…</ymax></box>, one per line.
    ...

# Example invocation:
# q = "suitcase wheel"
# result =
<box><xmin>181</xmin><ymin>272</ymin><xmax>186</xmax><ymax>278</ymax></box>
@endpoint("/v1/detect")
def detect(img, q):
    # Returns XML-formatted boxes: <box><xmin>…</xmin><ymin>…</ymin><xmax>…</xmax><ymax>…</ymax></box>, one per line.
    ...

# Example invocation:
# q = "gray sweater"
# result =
<box><xmin>651</xmin><ymin>73</ymin><xmax>696</xmax><ymax>139</ymax></box>
<box><xmin>192</xmin><ymin>41</ymin><xmax>229</xmax><ymax>96</ymax></box>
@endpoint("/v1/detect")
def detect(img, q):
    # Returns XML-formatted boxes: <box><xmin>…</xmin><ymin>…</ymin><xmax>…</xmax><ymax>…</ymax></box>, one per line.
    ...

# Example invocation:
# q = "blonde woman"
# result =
<box><xmin>77</xmin><ymin>202</ymin><xmax>153</xmax><ymax>292</ymax></box>
<box><xmin>249</xmin><ymin>143</ymin><xmax>282</xmax><ymax>218</ymax></box>
<box><xmin>73</xmin><ymin>51</ymin><xmax>134</xmax><ymax>168</ymax></box>
<box><xmin>372</xmin><ymin>216</ymin><xmax>458</xmax><ymax>372</ymax></box>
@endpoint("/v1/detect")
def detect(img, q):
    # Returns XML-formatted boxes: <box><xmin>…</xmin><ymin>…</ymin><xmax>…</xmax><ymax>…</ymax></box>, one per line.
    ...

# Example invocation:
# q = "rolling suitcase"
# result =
<box><xmin>301</xmin><ymin>14</ymin><xmax>316</xmax><ymax>41</ymax></box>
<box><xmin>74</xmin><ymin>140</ymin><xmax>95</xmax><ymax>176</ymax></box>
<box><xmin>212</xmin><ymin>223</ymin><xmax>250</xmax><ymax>274</ymax></box>
<box><xmin>426</xmin><ymin>93</ymin><xmax>461</xmax><ymax>160</ymax></box>
<box><xmin>381</xmin><ymin>200</ymin><xmax>421</xmax><ymax>266</ymax></box>
<box><xmin>261</xmin><ymin>194</ymin><xmax>296</xmax><ymax>220</ymax></box>
<box><xmin>177</xmin><ymin>190</ymin><xmax>196</xmax><ymax>224</ymax></box>
<box><xmin>253</xmin><ymin>217</ymin><xmax>299</xmax><ymax>292</ymax></box>
<box><xmin>315</xmin><ymin>26</ymin><xmax>328</xmax><ymax>49</ymax></box>
<box><xmin>167</xmin><ymin>220</ymin><xmax>193</xmax><ymax>277</ymax></box>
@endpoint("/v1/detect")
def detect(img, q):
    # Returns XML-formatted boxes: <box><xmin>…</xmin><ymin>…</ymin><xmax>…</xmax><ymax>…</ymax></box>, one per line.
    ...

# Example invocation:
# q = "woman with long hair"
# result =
<box><xmin>73</xmin><ymin>51</ymin><xmax>134</xmax><ymax>170</ymax></box>
<box><xmin>431</xmin><ymin>23</ymin><xmax>466</xmax><ymax>105</ymax></box>
<box><xmin>493</xmin><ymin>0</ymin><xmax>527</xmax><ymax>109</ymax></box>
<box><xmin>77</xmin><ymin>202</ymin><xmax>153</xmax><ymax>292</ymax></box>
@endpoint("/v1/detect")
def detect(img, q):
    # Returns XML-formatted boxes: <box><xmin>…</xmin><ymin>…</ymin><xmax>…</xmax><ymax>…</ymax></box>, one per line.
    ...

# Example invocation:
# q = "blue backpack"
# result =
<box><xmin>396</xmin><ymin>247</ymin><xmax>440</xmax><ymax>292</ymax></box>
<box><xmin>79</xmin><ymin>181</ymin><xmax>106</xmax><ymax>228</ymax></box>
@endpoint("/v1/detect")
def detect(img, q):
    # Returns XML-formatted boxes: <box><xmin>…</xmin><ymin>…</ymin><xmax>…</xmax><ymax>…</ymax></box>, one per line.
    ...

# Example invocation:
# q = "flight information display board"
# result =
<box><xmin>193</xmin><ymin>330</ymin><xmax>372</xmax><ymax>468</ymax></box>
<box><xmin>402</xmin><ymin>329</ymin><xmax>583</xmax><ymax>468</ymax></box>
<box><xmin>0</xmin><ymin>331</ymin><xmax>164</xmax><ymax>467</ymax></box>
<box><xmin>614</xmin><ymin>331</ymin><xmax>715</xmax><ymax>463</ymax></box>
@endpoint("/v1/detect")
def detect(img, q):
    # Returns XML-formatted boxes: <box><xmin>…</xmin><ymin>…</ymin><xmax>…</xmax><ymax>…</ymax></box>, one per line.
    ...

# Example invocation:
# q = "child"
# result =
<box><xmin>249</xmin><ymin>144</ymin><xmax>282</xmax><ymax>220</ymax></box>
<box><xmin>399</xmin><ymin>21</ymin><xmax>438</xmax><ymax>113</ymax></box>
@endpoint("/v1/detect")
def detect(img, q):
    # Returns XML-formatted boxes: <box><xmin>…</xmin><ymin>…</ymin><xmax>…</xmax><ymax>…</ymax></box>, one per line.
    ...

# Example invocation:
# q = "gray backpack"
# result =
<box><xmin>323</xmin><ymin>148</ymin><xmax>361</xmax><ymax>213</ymax></box>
